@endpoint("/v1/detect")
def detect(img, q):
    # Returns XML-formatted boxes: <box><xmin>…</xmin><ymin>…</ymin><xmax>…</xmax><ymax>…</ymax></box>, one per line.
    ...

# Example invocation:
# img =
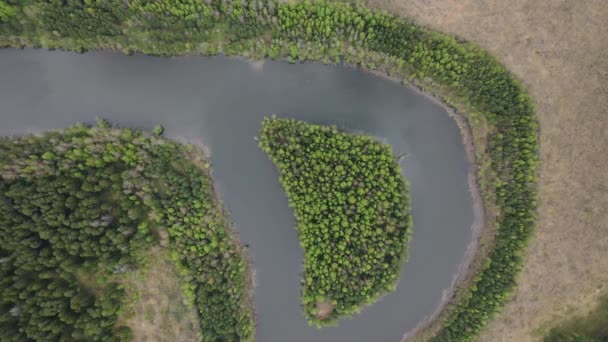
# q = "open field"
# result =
<box><xmin>544</xmin><ymin>293</ymin><xmax>608</xmax><ymax>340</ymax></box>
<box><xmin>359</xmin><ymin>0</ymin><xmax>608</xmax><ymax>340</ymax></box>
<box><xmin>119</xmin><ymin>247</ymin><xmax>201</xmax><ymax>342</ymax></box>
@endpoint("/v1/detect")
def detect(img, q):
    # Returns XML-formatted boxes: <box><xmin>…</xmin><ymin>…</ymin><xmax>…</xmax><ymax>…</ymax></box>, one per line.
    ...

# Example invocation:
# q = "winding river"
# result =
<box><xmin>0</xmin><ymin>48</ymin><xmax>475</xmax><ymax>342</ymax></box>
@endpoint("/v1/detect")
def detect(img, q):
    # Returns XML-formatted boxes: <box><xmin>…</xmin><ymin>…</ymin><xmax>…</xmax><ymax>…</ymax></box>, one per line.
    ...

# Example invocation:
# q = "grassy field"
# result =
<box><xmin>358</xmin><ymin>0</ymin><xmax>608</xmax><ymax>340</ymax></box>
<box><xmin>118</xmin><ymin>247</ymin><xmax>201</xmax><ymax>342</ymax></box>
<box><xmin>544</xmin><ymin>293</ymin><xmax>608</xmax><ymax>341</ymax></box>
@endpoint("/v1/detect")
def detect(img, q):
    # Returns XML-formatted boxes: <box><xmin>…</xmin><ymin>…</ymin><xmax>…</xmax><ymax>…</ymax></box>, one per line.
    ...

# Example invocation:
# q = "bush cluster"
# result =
<box><xmin>1</xmin><ymin>0</ymin><xmax>539</xmax><ymax>339</ymax></box>
<box><xmin>35</xmin><ymin>0</ymin><xmax>125</xmax><ymax>38</ymax></box>
<box><xmin>259</xmin><ymin>117</ymin><xmax>411</xmax><ymax>324</ymax></box>
<box><xmin>274</xmin><ymin>3</ymin><xmax>539</xmax><ymax>339</ymax></box>
<box><xmin>0</xmin><ymin>123</ymin><xmax>253</xmax><ymax>341</ymax></box>
<box><xmin>0</xmin><ymin>1</ymin><xmax>15</xmax><ymax>23</ymax></box>
<box><xmin>129</xmin><ymin>0</ymin><xmax>212</xmax><ymax>30</ymax></box>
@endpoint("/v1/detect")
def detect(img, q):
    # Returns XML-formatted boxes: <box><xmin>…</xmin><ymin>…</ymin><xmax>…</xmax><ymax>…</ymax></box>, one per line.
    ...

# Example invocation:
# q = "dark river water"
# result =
<box><xmin>0</xmin><ymin>49</ymin><xmax>474</xmax><ymax>342</ymax></box>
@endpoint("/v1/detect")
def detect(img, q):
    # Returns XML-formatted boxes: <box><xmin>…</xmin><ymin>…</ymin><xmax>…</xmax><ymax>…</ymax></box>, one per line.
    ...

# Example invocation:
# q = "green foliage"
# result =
<box><xmin>127</xmin><ymin>0</ymin><xmax>271</xmax><ymax>44</ymax></box>
<box><xmin>146</xmin><ymin>140</ymin><xmax>254</xmax><ymax>342</ymax></box>
<box><xmin>1</xmin><ymin>0</ymin><xmax>539</xmax><ymax>339</ymax></box>
<box><xmin>273</xmin><ymin>2</ymin><xmax>539</xmax><ymax>339</ymax></box>
<box><xmin>152</xmin><ymin>124</ymin><xmax>164</xmax><ymax>136</ymax></box>
<box><xmin>0</xmin><ymin>1</ymin><xmax>15</xmax><ymax>23</ymax></box>
<box><xmin>35</xmin><ymin>0</ymin><xmax>126</xmax><ymax>38</ymax></box>
<box><xmin>0</xmin><ymin>124</ymin><xmax>253</xmax><ymax>341</ymax></box>
<box><xmin>259</xmin><ymin>117</ymin><xmax>411</xmax><ymax>324</ymax></box>
<box><xmin>130</xmin><ymin>0</ymin><xmax>212</xmax><ymax>28</ymax></box>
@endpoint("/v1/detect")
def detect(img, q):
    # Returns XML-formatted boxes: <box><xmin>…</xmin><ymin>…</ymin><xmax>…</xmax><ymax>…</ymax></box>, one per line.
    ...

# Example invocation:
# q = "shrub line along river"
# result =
<box><xmin>0</xmin><ymin>48</ymin><xmax>476</xmax><ymax>342</ymax></box>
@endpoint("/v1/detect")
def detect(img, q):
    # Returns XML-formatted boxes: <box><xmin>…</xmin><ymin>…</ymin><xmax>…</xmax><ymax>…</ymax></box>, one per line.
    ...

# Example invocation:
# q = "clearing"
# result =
<box><xmin>119</xmin><ymin>246</ymin><xmax>201</xmax><ymax>342</ymax></box>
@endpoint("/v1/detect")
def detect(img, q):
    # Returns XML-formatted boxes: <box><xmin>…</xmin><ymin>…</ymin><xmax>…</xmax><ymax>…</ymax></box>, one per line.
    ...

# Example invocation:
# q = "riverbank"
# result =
<box><xmin>180</xmin><ymin>146</ymin><xmax>257</xmax><ymax>341</ymax></box>
<box><xmin>350</xmin><ymin>65</ymin><xmax>491</xmax><ymax>341</ymax></box>
<box><xmin>0</xmin><ymin>1</ymin><xmax>540</xmax><ymax>340</ymax></box>
<box><xmin>0</xmin><ymin>125</ymin><xmax>255</xmax><ymax>341</ymax></box>
<box><xmin>259</xmin><ymin>117</ymin><xmax>413</xmax><ymax>325</ymax></box>
<box><xmin>244</xmin><ymin>56</ymin><xmax>492</xmax><ymax>338</ymax></box>
<box><xmin>400</xmin><ymin>82</ymin><xmax>489</xmax><ymax>342</ymax></box>
<box><xmin>0</xmin><ymin>49</ymin><xmax>477</xmax><ymax>341</ymax></box>
<box><xmin>357</xmin><ymin>0</ymin><xmax>607</xmax><ymax>340</ymax></box>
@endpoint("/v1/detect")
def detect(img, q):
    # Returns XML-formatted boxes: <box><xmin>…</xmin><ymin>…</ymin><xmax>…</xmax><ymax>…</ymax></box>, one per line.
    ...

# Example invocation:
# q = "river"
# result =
<box><xmin>0</xmin><ymin>48</ymin><xmax>474</xmax><ymax>342</ymax></box>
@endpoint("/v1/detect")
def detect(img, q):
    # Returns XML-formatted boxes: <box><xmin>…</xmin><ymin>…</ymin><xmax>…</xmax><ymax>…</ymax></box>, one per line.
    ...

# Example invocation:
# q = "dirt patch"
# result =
<box><xmin>359</xmin><ymin>0</ymin><xmax>608</xmax><ymax>341</ymax></box>
<box><xmin>118</xmin><ymin>246</ymin><xmax>201</xmax><ymax>342</ymax></box>
<box><xmin>315</xmin><ymin>300</ymin><xmax>335</xmax><ymax>320</ymax></box>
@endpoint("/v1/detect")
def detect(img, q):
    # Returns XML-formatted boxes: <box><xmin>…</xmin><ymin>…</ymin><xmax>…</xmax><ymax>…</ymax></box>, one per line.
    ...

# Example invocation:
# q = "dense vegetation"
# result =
<box><xmin>0</xmin><ymin>1</ymin><xmax>15</xmax><ymax>23</ymax></box>
<box><xmin>259</xmin><ymin>117</ymin><xmax>411</xmax><ymax>324</ymax></box>
<box><xmin>0</xmin><ymin>122</ymin><xmax>253</xmax><ymax>341</ymax></box>
<box><xmin>0</xmin><ymin>0</ymin><xmax>539</xmax><ymax>340</ymax></box>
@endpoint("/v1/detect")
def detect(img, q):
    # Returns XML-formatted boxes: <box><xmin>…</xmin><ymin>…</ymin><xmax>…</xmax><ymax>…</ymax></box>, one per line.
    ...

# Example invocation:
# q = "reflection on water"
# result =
<box><xmin>0</xmin><ymin>49</ymin><xmax>473</xmax><ymax>342</ymax></box>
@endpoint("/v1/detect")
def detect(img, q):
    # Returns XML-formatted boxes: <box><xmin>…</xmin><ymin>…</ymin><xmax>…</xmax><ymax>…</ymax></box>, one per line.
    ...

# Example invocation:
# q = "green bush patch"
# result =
<box><xmin>259</xmin><ymin>117</ymin><xmax>412</xmax><ymax>325</ymax></box>
<box><xmin>0</xmin><ymin>123</ymin><xmax>253</xmax><ymax>341</ymax></box>
<box><xmin>0</xmin><ymin>1</ymin><xmax>15</xmax><ymax>23</ymax></box>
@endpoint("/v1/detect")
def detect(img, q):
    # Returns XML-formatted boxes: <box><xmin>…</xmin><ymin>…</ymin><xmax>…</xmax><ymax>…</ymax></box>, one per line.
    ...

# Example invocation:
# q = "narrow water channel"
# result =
<box><xmin>0</xmin><ymin>49</ymin><xmax>474</xmax><ymax>342</ymax></box>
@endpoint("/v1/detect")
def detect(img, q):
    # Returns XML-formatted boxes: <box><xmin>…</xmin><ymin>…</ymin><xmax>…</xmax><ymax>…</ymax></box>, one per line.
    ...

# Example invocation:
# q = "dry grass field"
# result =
<box><xmin>357</xmin><ymin>0</ymin><xmax>608</xmax><ymax>340</ymax></box>
<box><xmin>119</xmin><ymin>247</ymin><xmax>201</xmax><ymax>342</ymax></box>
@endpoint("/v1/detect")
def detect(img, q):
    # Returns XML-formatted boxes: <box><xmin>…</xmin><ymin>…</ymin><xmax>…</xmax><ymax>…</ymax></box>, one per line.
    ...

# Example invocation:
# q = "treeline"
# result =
<box><xmin>1</xmin><ymin>0</ymin><xmax>539</xmax><ymax>340</ymax></box>
<box><xmin>0</xmin><ymin>123</ymin><xmax>253</xmax><ymax>341</ymax></box>
<box><xmin>259</xmin><ymin>117</ymin><xmax>411</xmax><ymax>324</ymax></box>
<box><xmin>8</xmin><ymin>0</ymin><xmax>273</xmax><ymax>46</ymax></box>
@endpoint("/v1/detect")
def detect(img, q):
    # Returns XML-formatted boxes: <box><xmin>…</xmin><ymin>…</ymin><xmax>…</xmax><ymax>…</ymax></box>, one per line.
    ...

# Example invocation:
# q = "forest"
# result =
<box><xmin>258</xmin><ymin>117</ymin><xmax>411</xmax><ymax>324</ymax></box>
<box><xmin>0</xmin><ymin>122</ymin><xmax>254</xmax><ymax>341</ymax></box>
<box><xmin>0</xmin><ymin>0</ymin><xmax>539</xmax><ymax>340</ymax></box>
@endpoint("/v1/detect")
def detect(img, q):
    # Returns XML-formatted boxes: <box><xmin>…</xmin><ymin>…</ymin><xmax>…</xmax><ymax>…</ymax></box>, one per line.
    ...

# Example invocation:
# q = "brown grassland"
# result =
<box><xmin>356</xmin><ymin>0</ymin><xmax>608</xmax><ymax>340</ymax></box>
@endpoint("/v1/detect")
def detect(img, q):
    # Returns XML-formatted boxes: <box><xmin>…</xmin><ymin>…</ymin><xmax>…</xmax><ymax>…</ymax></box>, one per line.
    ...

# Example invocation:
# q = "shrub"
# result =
<box><xmin>0</xmin><ymin>1</ymin><xmax>15</xmax><ymax>23</ymax></box>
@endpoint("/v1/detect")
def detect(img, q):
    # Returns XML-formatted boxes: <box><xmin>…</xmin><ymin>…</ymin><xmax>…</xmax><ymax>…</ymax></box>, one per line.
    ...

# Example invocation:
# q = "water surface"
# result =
<box><xmin>0</xmin><ymin>49</ymin><xmax>473</xmax><ymax>342</ymax></box>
